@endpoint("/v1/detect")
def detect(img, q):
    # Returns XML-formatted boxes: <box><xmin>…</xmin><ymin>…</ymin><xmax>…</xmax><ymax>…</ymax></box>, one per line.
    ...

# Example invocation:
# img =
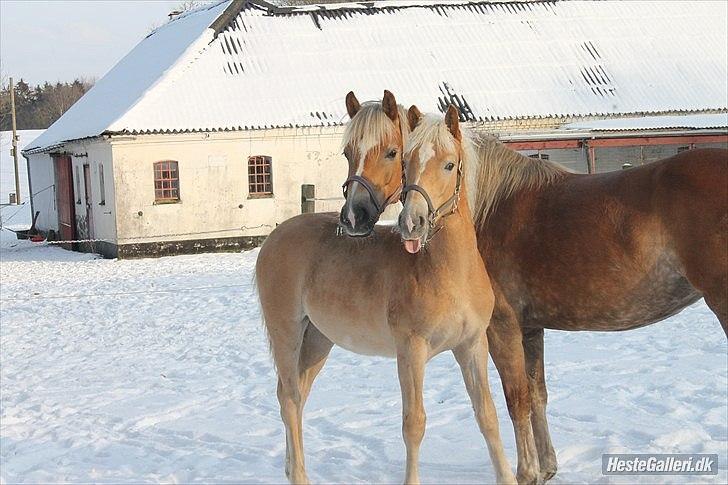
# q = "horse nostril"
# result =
<box><xmin>355</xmin><ymin>207</ymin><xmax>369</xmax><ymax>226</ymax></box>
<box><xmin>418</xmin><ymin>215</ymin><xmax>426</xmax><ymax>228</ymax></box>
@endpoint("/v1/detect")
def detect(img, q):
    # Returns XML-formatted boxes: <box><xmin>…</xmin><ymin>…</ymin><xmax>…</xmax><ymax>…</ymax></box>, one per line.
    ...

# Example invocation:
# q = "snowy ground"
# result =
<box><xmin>0</xmin><ymin>130</ymin><xmax>726</xmax><ymax>482</ymax></box>
<box><xmin>1</xmin><ymin>235</ymin><xmax>726</xmax><ymax>484</ymax></box>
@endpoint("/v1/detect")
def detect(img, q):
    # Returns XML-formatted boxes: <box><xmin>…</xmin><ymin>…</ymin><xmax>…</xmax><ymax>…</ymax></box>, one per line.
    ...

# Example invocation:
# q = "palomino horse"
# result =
<box><xmin>256</xmin><ymin>95</ymin><xmax>516</xmax><ymax>484</ymax></box>
<box><xmin>340</xmin><ymin>97</ymin><xmax>728</xmax><ymax>484</ymax></box>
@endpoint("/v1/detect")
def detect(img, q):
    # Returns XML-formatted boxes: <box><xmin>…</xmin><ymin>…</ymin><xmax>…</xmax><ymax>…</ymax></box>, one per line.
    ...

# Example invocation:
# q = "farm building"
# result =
<box><xmin>22</xmin><ymin>0</ymin><xmax>728</xmax><ymax>258</ymax></box>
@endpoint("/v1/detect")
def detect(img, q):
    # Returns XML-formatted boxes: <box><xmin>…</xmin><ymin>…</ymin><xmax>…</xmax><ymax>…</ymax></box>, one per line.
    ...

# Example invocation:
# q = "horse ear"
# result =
<box><xmin>346</xmin><ymin>91</ymin><xmax>361</xmax><ymax>119</ymax></box>
<box><xmin>407</xmin><ymin>105</ymin><xmax>422</xmax><ymax>131</ymax></box>
<box><xmin>382</xmin><ymin>90</ymin><xmax>398</xmax><ymax>122</ymax></box>
<box><xmin>445</xmin><ymin>104</ymin><xmax>462</xmax><ymax>141</ymax></box>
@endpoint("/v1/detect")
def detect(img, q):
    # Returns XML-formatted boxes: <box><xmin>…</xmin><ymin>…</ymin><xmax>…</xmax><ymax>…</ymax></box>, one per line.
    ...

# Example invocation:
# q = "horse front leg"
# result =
<box><xmin>523</xmin><ymin>328</ymin><xmax>557</xmax><ymax>481</ymax></box>
<box><xmin>395</xmin><ymin>336</ymin><xmax>428</xmax><ymax>485</ymax></box>
<box><xmin>487</xmin><ymin>316</ymin><xmax>541</xmax><ymax>485</ymax></box>
<box><xmin>453</xmin><ymin>330</ymin><xmax>517</xmax><ymax>484</ymax></box>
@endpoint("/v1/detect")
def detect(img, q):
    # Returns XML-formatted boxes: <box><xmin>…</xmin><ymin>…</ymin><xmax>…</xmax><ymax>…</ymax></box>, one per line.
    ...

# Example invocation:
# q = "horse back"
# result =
<box><xmin>481</xmin><ymin>148</ymin><xmax>727</xmax><ymax>331</ymax></box>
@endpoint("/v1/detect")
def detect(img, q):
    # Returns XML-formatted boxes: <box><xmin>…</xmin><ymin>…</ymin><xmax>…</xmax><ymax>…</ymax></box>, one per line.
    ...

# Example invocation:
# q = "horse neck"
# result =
<box><xmin>437</xmin><ymin>182</ymin><xmax>479</xmax><ymax>251</ymax></box>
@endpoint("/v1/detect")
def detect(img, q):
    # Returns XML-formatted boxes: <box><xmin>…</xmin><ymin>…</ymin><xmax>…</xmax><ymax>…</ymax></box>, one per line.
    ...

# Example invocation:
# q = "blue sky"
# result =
<box><xmin>0</xmin><ymin>0</ymin><xmax>185</xmax><ymax>85</ymax></box>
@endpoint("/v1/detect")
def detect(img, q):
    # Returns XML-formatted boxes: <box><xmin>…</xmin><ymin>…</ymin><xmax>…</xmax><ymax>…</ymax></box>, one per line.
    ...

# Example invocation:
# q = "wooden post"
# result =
<box><xmin>587</xmin><ymin>145</ymin><xmax>596</xmax><ymax>174</ymax></box>
<box><xmin>301</xmin><ymin>184</ymin><xmax>315</xmax><ymax>214</ymax></box>
<box><xmin>9</xmin><ymin>77</ymin><xmax>21</xmax><ymax>204</ymax></box>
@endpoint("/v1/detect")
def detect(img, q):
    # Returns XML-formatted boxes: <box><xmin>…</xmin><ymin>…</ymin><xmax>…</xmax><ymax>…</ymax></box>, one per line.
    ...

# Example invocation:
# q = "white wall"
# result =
<box><xmin>65</xmin><ymin>139</ymin><xmax>117</xmax><ymax>243</ymax></box>
<box><xmin>110</xmin><ymin>127</ymin><xmax>353</xmax><ymax>244</ymax></box>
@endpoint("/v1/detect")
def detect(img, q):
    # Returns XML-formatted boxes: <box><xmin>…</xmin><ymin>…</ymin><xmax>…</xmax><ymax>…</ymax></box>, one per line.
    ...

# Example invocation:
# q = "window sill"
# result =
<box><xmin>154</xmin><ymin>199</ymin><xmax>181</xmax><ymax>205</ymax></box>
<box><xmin>247</xmin><ymin>194</ymin><xmax>274</xmax><ymax>199</ymax></box>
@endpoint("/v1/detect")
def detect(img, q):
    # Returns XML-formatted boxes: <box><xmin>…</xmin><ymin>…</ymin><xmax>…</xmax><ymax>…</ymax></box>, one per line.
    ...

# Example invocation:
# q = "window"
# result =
<box><xmin>248</xmin><ymin>155</ymin><xmax>272</xmax><ymax>196</ymax></box>
<box><xmin>528</xmin><ymin>153</ymin><xmax>550</xmax><ymax>160</ymax></box>
<box><xmin>98</xmin><ymin>163</ymin><xmax>106</xmax><ymax>205</ymax></box>
<box><xmin>677</xmin><ymin>145</ymin><xmax>692</xmax><ymax>153</ymax></box>
<box><xmin>154</xmin><ymin>161</ymin><xmax>180</xmax><ymax>202</ymax></box>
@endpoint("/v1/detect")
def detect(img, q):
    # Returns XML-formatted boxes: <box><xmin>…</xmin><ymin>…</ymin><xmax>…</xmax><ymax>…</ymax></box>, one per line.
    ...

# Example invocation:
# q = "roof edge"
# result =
<box><xmin>22</xmin><ymin>109</ymin><xmax>726</xmax><ymax>155</ymax></box>
<box><xmin>210</xmin><ymin>0</ymin><xmax>247</xmax><ymax>35</ymax></box>
<box><xmin>254</xmin><ymin>0</ymin><xmax>559</xmax><ymax>15</ymax></box>
<box><xmin>107</xmin><ymin>2</ymin><xmax>232</xmax><ymax>136</ymax></box>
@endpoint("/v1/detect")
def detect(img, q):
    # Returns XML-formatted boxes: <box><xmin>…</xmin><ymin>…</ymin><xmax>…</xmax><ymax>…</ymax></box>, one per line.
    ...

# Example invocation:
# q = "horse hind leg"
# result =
<box><xmin>700</xmin><ymin>276</ymin><xmax>727</xmax><ymax>336</ymax></box>
<box><xmin>679</xmin><ymin>244</ymin><xmax>728</xmax><ymax>336</ymax></box>
<box><xmin>454</xmin><ymin>331</ymin><xmax>517</xmax><ymax>485</ymax></box>
<box><xmin>276</xmin><ymin>318</ymin><xmax>333</xmax><ymax>484</ymax></box>
<box><xmin>671</xmin><ymin>207</ymin><xmax>728</xmax><ymax>335</ymax></box>
<box><xmin>264</xmin><ymin>309</ymin><xmax>310</xmax><ymax>484</ymax></box>
<box><xmin>298</xmin><ymin>319</ymin><xmax>334</xmax><ymax>404</ymax></box>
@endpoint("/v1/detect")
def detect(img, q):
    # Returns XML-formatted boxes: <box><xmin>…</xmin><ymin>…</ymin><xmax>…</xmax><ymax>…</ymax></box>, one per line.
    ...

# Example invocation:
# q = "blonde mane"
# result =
<box><xmin>341</xmin><ymin>101</ymin><xmax>410</xmax><ymax>153</ymax></box>
<box><xmin>405</xmin><ymin>114</ymin><xmax>568</xmax><ymax>229</ymax></box>
<box><xmin>404</xmin><ymin>114</ymin><xmax>456</xmax><ymax>154</ymax></box>
<box><xmin>466</xmin><ymin>132</ymin><xmax>568</xmax><ymax>229</ymax></box>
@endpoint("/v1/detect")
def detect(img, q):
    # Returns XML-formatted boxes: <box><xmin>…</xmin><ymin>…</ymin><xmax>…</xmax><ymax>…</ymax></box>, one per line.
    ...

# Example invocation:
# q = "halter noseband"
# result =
<box><xmin>342</xmin><ymin>174</ymin><xmax>401</xmax><ymax>216</ymax></box>
<box><xmin>400</xmin><ymin>156</ymin><xmax>464</xmax><ymax>240</ymax></box>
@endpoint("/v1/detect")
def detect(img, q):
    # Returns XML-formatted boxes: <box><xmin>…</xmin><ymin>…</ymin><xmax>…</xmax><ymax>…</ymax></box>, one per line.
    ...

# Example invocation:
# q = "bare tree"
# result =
<box><xmin>176</xmin><ymin>0</ymin><xmax>203</xmax><ymax>12</ymax></box>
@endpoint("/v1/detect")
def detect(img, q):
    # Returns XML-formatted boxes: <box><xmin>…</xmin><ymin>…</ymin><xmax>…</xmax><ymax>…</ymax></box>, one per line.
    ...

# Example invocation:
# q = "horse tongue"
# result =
<box><xmin>404</xmin><ymin>239</ymin><xmax>422</xmax><ymax>254</ymax></box>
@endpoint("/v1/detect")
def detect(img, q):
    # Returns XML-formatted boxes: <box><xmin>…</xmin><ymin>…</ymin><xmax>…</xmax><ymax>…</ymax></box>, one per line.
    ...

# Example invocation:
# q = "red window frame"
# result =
<box><xmin>248</xmin><ymin>155</ymin><xmax>272</xmax><ymax>196</ymax></box>
<box><xmin>154</xmin><ymin>160</ymin><xmax>180</xmax><ymax>202</ymax></box>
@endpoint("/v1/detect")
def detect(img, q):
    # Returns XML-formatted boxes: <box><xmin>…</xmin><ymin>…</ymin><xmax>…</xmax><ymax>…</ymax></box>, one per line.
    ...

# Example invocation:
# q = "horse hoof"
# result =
<box><xmin>540</xmin><ymin>467</ymin><xmax>557</xmax><ymax>482</ymax></box>
<box><xmin>540</xmin><ymin>458</ymin><xmax>557</xmax><ymax>481</ymax></box>
<box><xmin>515</xmin><ymin>471</ymin><xmax>540</xmax><ymax>485</ymax></box>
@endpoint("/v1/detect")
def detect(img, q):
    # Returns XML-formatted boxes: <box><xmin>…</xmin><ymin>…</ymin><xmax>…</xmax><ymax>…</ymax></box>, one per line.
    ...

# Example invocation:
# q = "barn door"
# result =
<box><xmin>83</xmin><ymin>164</ymin><xmax>94</xmax><ymax>240</ymax></box>
<box><xmin>53</xmin><ymin>155</ymin><xmax>76</xmax><ymax>248</ymax></box>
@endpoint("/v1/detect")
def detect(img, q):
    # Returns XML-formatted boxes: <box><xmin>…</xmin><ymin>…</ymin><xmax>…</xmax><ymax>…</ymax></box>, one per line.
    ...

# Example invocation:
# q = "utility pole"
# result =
<box><xmin>9</xmin><ymin>77</ymin><xmax>21</xmax><ymax>204</ymax></box>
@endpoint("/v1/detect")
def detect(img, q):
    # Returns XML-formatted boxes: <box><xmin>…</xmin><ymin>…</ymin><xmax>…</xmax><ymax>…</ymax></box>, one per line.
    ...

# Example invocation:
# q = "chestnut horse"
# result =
<box><xmin>339</xmin><ymin>95</ymin><xmax>728</xmax><ymax>484</ymax></box>
<box><xmin>255</xmin><ymin>94</ymin><xmax>516</xmax><ymax>484</ymax></box>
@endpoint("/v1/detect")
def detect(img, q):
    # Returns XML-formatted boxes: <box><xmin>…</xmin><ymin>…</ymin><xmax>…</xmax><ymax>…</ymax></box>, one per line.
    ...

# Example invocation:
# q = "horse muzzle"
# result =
<box><xmin>339</xmin><ymin>200</ymin><xmax>377</xmax><ymax>237</ymax></box>
<box><xmin>398</xmin><ymin>205</ymin><xmax>428</xmax><ymax>253</ymax></box>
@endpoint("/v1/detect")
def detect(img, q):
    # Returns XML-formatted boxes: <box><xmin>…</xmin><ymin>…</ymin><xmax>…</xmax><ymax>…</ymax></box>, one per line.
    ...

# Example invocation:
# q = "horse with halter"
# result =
<box><xmin>339</xmin><ymin>93</ymin><xmax>728</xmax><ymax>484</ymax></box>
<box><xmin>256</xmin><ymin>92</ymin><xmax>516</xmax><ymax>484</ymax></box>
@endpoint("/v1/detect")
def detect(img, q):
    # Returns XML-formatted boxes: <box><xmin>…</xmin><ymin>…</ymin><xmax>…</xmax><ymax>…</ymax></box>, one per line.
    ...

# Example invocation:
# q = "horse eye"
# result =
<box><xmin>444</xmin><ymin>162</ymin><xmax>455</xmax><ymax>171</ymax></box>
<box><xmin>386</xmin><ymin>149</ymin><xmax>397</xmax><ymax>159</ymax></box>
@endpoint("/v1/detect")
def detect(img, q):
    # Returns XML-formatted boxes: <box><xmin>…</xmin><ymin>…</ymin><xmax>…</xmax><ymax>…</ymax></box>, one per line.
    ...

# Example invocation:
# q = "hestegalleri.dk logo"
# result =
<box><xmin>602</xmin><ymin>454</ymin><xmax>718</xmax><ymax>475</ymax></box>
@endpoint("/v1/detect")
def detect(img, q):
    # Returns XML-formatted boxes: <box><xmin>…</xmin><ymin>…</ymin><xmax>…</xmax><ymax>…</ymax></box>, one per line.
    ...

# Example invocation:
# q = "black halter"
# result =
<box><xmin>341</xmin><ymin>175</ymin><xmax>401</xmax><ymax>216</ymax></box>
<box><xmin>400</xmin><ymin>156</ymin><xmax>464</xmax><ymax>240</ymax></box>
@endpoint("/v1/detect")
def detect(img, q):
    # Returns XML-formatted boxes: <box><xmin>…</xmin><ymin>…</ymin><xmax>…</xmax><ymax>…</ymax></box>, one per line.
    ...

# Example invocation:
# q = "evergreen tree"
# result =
<box><xmin>0</xmin><ymin>78</ymin><xmax>94</xmax><ymax>131</ymax></box>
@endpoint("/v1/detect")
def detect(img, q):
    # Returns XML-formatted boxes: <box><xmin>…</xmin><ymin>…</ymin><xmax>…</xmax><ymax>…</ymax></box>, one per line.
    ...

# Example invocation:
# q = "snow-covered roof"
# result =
<box><xmin>26</xmin><ymin>0</ymin><xmax>728</xmax><ymax>153</ymax></box>
<box><xmin>562</xmin><ymin>113</ymin><xmax>728</xmax><ymax>132</ymax></box>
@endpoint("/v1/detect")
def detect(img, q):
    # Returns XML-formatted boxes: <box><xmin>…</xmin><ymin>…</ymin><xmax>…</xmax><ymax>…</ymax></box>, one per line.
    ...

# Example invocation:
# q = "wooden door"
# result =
<box><xmin>83</xmin><ymin>164</ymin><xmax>94</xmax><ymax>240</ymax></box>
<box><xmin>54</xmin><ymin>155</ymin><xmax>76</xmax><ymax>248</ymax></box>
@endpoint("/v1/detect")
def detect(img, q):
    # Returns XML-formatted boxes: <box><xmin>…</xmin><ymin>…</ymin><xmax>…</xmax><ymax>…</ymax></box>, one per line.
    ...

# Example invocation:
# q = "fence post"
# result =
<box><xmin>587</xmin><ymin>145</ymin><xmax>596</xmax><ymax>173</ymax></box>
<box><xmin>301</xmin><ymin>184</ymin><xmax>315</xmax><ymax>214</ymax></box>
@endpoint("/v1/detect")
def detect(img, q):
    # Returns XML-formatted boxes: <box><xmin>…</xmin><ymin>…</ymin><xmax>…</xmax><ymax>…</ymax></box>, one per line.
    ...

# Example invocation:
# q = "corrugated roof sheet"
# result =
<box><xmin>26</xmin><ymin>0</ymin><xmax>728</xmax><ymax>152</ymax></box>
<box><xmin>562</xmin><ymin>113</ymin><xmax>728</xmax><ymax>132</ymax></box>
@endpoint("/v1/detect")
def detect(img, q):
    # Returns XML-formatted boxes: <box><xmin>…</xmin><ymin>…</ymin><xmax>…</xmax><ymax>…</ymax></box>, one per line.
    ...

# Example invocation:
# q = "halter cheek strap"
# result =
<box><xmin>342</xmin><ymin>175</ymin><xmax>401</xmax><ymax>216</ymax></box>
